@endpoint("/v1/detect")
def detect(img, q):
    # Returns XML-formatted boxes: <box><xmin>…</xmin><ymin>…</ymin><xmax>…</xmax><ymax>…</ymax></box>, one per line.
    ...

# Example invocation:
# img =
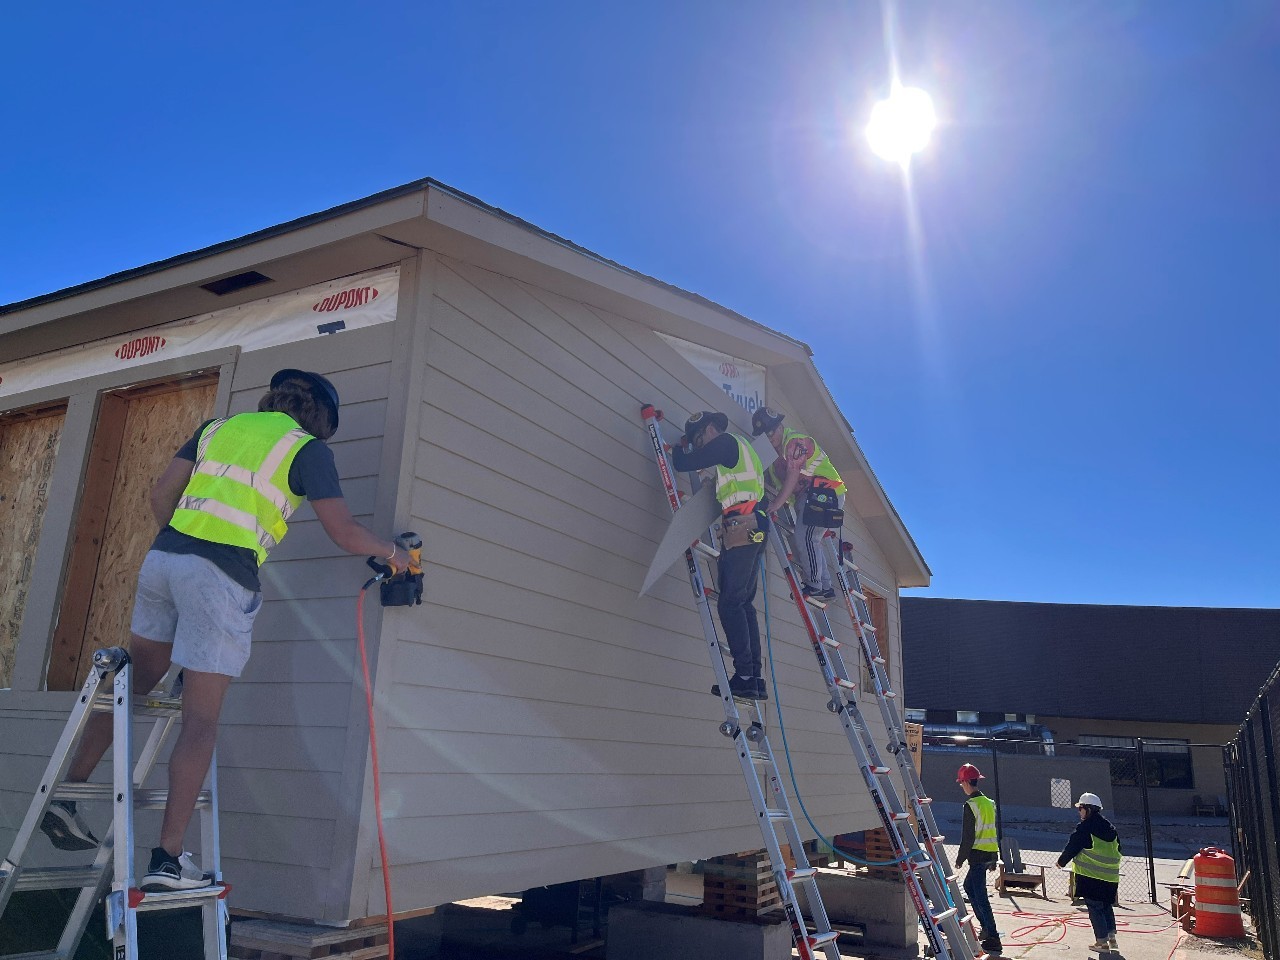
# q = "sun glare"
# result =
<box><xmin>866</xmin><ymin>85</ymin><xmax>937</xmax><ymax>165</ymax></box>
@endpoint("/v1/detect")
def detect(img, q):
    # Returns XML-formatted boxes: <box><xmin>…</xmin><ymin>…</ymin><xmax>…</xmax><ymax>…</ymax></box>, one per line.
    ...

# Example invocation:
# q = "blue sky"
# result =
<box><xmin>3</xmin><ymin>2</ymin><xmax>1276</xmax><ymax>608</ymax></box>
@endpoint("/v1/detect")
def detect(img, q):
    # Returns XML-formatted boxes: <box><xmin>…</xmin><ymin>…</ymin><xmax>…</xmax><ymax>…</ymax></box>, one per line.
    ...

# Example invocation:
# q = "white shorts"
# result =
<box><xmin>130</xmin><ymin>550</ymin><xmax>262</xmax><ymax>677</ymax></box>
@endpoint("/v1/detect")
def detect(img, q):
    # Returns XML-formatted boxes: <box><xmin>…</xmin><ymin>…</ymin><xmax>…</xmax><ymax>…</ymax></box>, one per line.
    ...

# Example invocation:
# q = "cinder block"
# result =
<box><xmin>606</xmin><ymin>900</ymin><xmax>792</xmax><ymax>960</ymax></box>
<box><xmin>811</xmin><ymin>868</ymin><xmax>918</xmax><ymax>956</ymax></box>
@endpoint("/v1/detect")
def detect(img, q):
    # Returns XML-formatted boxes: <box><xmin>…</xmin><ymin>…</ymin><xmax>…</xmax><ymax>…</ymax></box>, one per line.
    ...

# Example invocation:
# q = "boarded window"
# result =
<box><xmin>0</xmin><ymin>403</ymin><xmax>67</xmax><ymax>688</ymax></box>
<box><xmin>47</xmin><ymin>376</ymin><xmax>218</xmax><ymax>690</ymax></box>
<box><xmin>861</xmin><ymin>589</ymin><xmax>890</xmax><ymax>695</ymax></box>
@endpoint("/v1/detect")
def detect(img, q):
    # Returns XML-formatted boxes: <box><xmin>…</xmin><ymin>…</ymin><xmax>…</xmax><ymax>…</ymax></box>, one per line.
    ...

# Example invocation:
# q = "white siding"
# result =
<box><xmin>370</xmin><ymin>256</ymin><xmax>901</xmax><ymax>910</ymax></box>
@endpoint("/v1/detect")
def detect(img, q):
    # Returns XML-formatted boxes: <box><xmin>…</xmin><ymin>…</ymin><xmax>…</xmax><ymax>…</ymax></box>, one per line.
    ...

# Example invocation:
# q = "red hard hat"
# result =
<box><xmin>956</xmin><ymin>763</ymin><xmax>984</xmax><ymax>782</ymax></box>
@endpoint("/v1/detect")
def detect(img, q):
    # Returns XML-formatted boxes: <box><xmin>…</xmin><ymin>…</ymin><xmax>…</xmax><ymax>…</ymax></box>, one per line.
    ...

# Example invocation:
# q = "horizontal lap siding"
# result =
<box><xmin>214</xmin><ymin>330</ymin><xmax>395</xmax><ymax>916</ymax></box>
<box><xmin>376</xmin><ymin>257</ymin><xmax>891</xmax><ymax>909</ymax></box>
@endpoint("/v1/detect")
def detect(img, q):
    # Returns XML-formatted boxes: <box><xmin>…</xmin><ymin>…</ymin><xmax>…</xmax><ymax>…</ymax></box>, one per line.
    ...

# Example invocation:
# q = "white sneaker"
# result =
<box><xmin>1108</xmin><ymin>935</ymin><xmax>1119</xmax><ymax>950</ymax></box>
<box><xmin>1089</xmin><ymin>940</ymin><xmax>1110</xmax><ymax>952</ymax></box>
<box><xmin>141</xmin><ymin>848</ymin><xmax>213</xmax><ymax>891</ymax></box>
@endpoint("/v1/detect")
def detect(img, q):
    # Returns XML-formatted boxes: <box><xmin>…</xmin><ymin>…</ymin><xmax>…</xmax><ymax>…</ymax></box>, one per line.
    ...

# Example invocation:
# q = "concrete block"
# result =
<box><xmin>812</xmin><ymin>868</ymin><xmax>918</xmax><ymax>956</ymax></box>
<box><xmin>606</xmin><ymin>900</ymin><xmax>792</xmax><ymax>960</ymax></box>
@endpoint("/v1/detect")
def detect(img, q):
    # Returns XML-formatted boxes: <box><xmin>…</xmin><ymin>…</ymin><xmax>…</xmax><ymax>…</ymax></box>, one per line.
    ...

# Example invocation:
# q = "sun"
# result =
<box><xmin>866</xmin><ymin>85</ymin><xmax>937</xmax><ymax>166</ymax></box>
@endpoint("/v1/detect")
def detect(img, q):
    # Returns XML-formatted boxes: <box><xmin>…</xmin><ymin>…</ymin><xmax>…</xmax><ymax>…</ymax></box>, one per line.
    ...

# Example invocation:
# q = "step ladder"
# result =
<box><xmin>0</xmin><ymin>646</ymin><xmax>230</xmax><ymax>960</ymax></box>
<box><xmin>640</xmin><ymin>405</ymin><xmax>841</xmax><ymax>960</ymax></box>
<box><xmin>764</xmin><ymin>504</ymin><xmax>980</xmax><ymax>960</ymax></box>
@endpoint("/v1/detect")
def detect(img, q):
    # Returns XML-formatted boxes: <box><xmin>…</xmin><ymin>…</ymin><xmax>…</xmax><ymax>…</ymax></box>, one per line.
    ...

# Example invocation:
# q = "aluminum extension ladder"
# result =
<box><xmin>764</xmin><ymin>504</ymin><xmax>981</xmax><ymax>960</ymax></box>
<box><xmin>0</xmin><ymin>646</ymin><xmax>229</xmax><ymax>960</ymax></box>
<box><xmin>640</xmin><ymin>405</ymin><xmax>841</xmax><ymax>960</ymax></box>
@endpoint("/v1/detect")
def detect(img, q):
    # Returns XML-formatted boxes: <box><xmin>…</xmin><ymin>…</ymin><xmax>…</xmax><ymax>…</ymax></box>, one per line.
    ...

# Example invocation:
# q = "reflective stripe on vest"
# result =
<box><xmin>171</xmin><ymin>412</ymin><xmax>311</xmax><ymax>565</ymax></box>
<box><xmin>715</xmin><ymin>434</ymin><xmax>765</xmax><ymax>511</ymax></box>
<box><xmin>1071</xmin><ymin>832</ymin><xmax>1122</xmax><ymax>884</ymax></box>
<box><xmin>782</xmin><ymin>427</ymin><xmax>846</xmax><ymax>495</ymax></box>
<box><xmin>966</xmin><ymin>794</ymin><xmax>999</xmax><ymax>852</ymax></box>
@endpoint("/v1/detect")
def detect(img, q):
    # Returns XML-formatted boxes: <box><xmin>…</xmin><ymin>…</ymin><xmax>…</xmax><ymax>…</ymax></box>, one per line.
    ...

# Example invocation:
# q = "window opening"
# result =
<box><xmin>47</xmin><ymin>374</ymin><xmax>217</xmax><ymax>690</ymax></box>
<box><xmin>0</xmin><ymin>402</ymin><xmax>68</xmax><ymax>688</ymax></box>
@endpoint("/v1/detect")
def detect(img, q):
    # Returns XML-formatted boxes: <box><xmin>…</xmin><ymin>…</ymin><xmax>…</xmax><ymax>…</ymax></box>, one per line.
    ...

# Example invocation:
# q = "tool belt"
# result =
<box><xmin>721</xmin><ymin>509</ymin><xmax>766</xmax><ymax>550</ymax></box>
<box><xmin>802</xmin><ymin>485</ymin><xmax>844</xmax><ymax>528</ymax></box>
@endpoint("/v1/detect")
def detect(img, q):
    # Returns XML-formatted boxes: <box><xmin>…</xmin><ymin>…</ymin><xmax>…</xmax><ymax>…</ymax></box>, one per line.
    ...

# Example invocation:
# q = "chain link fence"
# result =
<box><xmin>1224</xmin><ymin>660</ymin><xmax>1280</xmax><ymax>960</ymax></box>
<box><xmin>924</xmin><ymin>734</ymin><xmax>1230</xmax><ymax>905</ymax></box>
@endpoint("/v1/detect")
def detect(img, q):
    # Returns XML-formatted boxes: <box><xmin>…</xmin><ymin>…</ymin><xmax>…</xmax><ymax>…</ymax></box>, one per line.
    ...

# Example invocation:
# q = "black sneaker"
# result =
<box><xmin>140</xmin><ymin>847</ymin><xmax>213</xmax><ymax>892</ymax></box>
<box><xmin>753</xmin><ymin>677</ymin><xmax>769</xmax><ymax>700</ymax></box>
<box><xmin>820</xmin><ymin>588</ymin><xmax>837</xmax><ymax>602</ymax></box>
<box><xmin>980</xmin><ymin>937</ymin><xmax>1003</xmax><ymax>956</ymax></box>
<box><xmin>801</xmin><ymin>585</ymin><xmax>828</xmax><ymax>607</ymax></box>
<box><xmin>712</xmin><ymin>675</ymin><xmax>765</xmax><ymax>701</ymax></box>
<box><xmin>40</xmin><ymin>800</ymin><xmax>99</xmax><ymax>851</ymax></box>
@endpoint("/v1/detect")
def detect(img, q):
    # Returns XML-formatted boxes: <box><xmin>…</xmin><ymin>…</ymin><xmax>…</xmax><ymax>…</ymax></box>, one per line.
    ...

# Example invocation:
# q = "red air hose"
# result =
<box><xmin>356</xmin><ymin>585</ymin><xmax>395</xmax><ymax>959</ymax></box>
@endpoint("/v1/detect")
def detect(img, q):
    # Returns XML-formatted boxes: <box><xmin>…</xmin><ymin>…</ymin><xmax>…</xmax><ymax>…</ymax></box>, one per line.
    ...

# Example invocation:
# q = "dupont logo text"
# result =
<box><xmin>114</xmin><ymin>336</ymin><xmax>167</xmax><ymax>360</ymax></box>
<box><xmin>313</xmin><ymin>286</ymin><xmax>379</xmax><ymax>313</ymax></box>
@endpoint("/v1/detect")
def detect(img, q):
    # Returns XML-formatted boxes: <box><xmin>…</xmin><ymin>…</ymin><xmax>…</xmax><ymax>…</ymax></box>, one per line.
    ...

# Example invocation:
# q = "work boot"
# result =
<box><xmin>980</xmin><ymin>936</ymin><xmax>1003</xmax><ymax>955</ymax></box>
<box><xmin>752</xmin><ymin>677</ymin><xmax>769</xmax><ymax>700</ymax></box>
<box><xmin>40</xmin><ymin>800</ymin><xmax>99</xmax><ymax>851</ymax></box>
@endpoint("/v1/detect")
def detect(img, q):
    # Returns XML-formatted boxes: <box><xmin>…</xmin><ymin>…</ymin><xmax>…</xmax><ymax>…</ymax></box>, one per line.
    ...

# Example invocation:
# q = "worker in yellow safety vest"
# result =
<box><xmin>956</xmin><ymin>763</ymin><xmax>1002</xmax><ymax>955</ymax></box>
<box><xmin>751</xmin><ymin>407</ymin><xmax>845</xmax><ymax>604</ymax></box>
<box><xmin>672</xmin><ymin>410</ymin><xmax>796</xmax><ymax>700</ymax></box>
<box><xmin>40</xmin><ymin>369</ymin><xmax>411</xmax><ymax>892</ymax></box>
<box><xmin>1058</xmin><ymin>792</ymin><xmax>1122</xmax><ymax>952</ymax></box>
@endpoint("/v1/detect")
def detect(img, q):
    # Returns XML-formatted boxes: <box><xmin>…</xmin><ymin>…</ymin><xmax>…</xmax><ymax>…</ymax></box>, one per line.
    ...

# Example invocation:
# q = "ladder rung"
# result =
<box><xmin>916</xmin><ymin>796</ymin><xmax>933</xmax><ymax>804</ymax></box>
<box><xmin>848</xmin><ymin>587</ymin><xmax>866</xmax><ymax>601</ymax></box>
<box><xmin>880</xmin><ymin>689</ymin><xmax>897</xmax><ymax>699</ymax></box>
<box><xmin>859</xmin><ymin>621</ymin><xmax>877</xmax><ymax>633</ymax></box>
<box><xmin>834</xmin><ymin>678</ymin><xmax>857</xmax><ymax>690</ymax></box>
<box><xmin>807</xmin><ymin>930</ymin><xmax>841</xmax><ymax>949</ymax></box>
<box><xmin>53</xmin><ymin>784</ymin><xmax>212</xmax><ymax>809</ymax></box>
<box><xmin>787</xmin><ymin>866</ymin><xmax>817</xmax><ymax>881</ymax></box>
<box><xmin>931</xmin><ymin>834</ymin><xmax>945</xmax><ymax>842</ymax></box>
<box><xmin>692</xmin><ymin>540</ymin><xmax>720</xmax><ymax>559</ymax></box>
<box><xmin>932</xmin><ymin>906</ymin><xmax>959</xmax><ymax>923</ymax></box>
<box><xmin>7</xmin><ymin>864</ymin><xmax>103</xmax><ymax>891</ymax></box>
<box><xmin>870</xmin><ymin>654</ymin><xmax>886</xmax><ymax>664</ymax></box>
<box><xmin>867</xmin><ymin>765</ymin><xmax>890</xmax><ymax>775</ymax></box>
<box><xmin>803</xmin><ymin>595</ymin><xmax>828</xmax><ymax>609</ymax></box>
<box><xmin>944</xmin><ymin>873</ymin><xmax>957</xmax><ymax>883</ymax></box>
<box><xmin>890</xmin><ymin>812</ymin><xmax>910</xmax><ymax>821</ymax></box>
<box><xmin>132</xmin><ymin>884</ymin><xmax>229</xmax><ymax>911</ymax></box>
<box><xmin>912</xmin><ymin>858</ymin><xmax>933</xmax><ymax>871</ymax></box>
<box><xmin>748</xmin><ymin>751</ymin><xmax>772</xmax><ymax>764</ymax></box>
<box><xmin>819</xmin><ymin>635</ymin><xmax>841</xmax><ymax>649</ymax></box>
<box><xmin>765</xmin><ymin>810</ymin><xmax>791</xmax><ymax>822</ymax></box>
<box><xmin>93</xmin><ymin>693</ymin><xmax>183</xmax><ymax>715</ymax></box>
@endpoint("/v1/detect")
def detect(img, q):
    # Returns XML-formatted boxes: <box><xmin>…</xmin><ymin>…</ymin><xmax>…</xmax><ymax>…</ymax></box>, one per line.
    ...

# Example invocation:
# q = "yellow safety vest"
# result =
<box><xmin>781</xmin><ymin>427</ymin><xmax>846</xmax><ymax>495</ymax></box>
<box><xmin>714</xmin><ymin>434</ymin><xmax>765</xmax><ymax>511</ymax></box>
<box><xmin>170</xmin><ymin>412</ymin><xmax>312</xmax><ymax>565</ymax></box>
<box><xmin>967</xmin><ymin>794</ymin><xmax>999</xmax><ymax>853</ymax></box>
<box><xmin>1071</xmin><ymin>832</ymin><xmax>1121</xmax><ymax>885</ymax></box>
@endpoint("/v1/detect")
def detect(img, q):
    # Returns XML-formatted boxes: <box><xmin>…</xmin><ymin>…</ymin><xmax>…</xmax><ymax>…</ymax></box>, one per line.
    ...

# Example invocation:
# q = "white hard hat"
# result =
<box><xmin>1075</xmin><ymin>792</ymin><xmax>1104</xmax><ymax>809</ymax></box>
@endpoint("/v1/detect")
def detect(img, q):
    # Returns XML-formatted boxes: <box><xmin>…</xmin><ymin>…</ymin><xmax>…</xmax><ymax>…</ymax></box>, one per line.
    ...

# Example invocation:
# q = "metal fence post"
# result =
<box><xmin>991</xmin><ymin>741</ymin><xmax>1004</xmax><ymax>848</ymax></box>
<box><xmin>1135</xmin><ymin>738</ymin><xmax>1157</xmax><ymax>903</ymax></box>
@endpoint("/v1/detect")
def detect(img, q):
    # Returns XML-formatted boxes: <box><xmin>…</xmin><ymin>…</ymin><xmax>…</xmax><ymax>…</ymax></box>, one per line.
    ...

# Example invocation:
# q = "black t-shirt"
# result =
<box><xmin>150</xmin><ymin>417</ymin><xmax>344</xmax><ymax>592</ymax></box>
<box><xmin>670</xmin><ymin>432</ymin><xmax>741</xmax><ymax>473</ymax></box>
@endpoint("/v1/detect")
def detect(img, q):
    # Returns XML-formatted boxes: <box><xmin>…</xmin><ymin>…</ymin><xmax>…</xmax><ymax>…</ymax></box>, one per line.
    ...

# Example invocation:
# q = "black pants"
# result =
<box><xmin>717</xmin><ymin>529</ymin><xmax>767</xmax><ymax>678</ymax></box>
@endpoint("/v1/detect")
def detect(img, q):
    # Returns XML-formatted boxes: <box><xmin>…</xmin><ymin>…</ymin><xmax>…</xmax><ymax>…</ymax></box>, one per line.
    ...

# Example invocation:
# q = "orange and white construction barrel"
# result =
<box><xmin>1192</xmin><ymin>847</ymin><xmax>1245</xmax><ymax>938</ymax></box>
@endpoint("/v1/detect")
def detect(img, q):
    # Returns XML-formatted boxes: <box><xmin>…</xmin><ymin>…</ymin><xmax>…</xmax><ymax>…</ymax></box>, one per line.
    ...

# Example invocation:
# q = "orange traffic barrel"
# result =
<box><xmin>1192</xmin><ymin>847</ymin><xmax>1245</xmax><ymax>938</ymax></box>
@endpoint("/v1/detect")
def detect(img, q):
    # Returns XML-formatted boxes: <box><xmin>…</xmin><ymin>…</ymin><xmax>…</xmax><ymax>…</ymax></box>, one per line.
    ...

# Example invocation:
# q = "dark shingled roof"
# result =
<box><xmin>902</xmin><ymin>597</ymin><xmax>1280</xmax><ymax>725</ymax></box>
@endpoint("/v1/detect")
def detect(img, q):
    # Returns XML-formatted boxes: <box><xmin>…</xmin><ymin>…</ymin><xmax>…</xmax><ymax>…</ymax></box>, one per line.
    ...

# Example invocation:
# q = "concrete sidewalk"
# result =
<box><xmin>967</xmin><ymin>890</ymin><xmax>1256</xmax><ymax>960</ymax></box>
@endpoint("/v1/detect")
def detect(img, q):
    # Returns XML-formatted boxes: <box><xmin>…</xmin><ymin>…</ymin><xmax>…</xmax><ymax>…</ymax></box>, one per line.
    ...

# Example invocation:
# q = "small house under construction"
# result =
<box><xmin>0</xmin><ymin>179</ymin><xmax>929</xmax><ymax>925</ymax></box>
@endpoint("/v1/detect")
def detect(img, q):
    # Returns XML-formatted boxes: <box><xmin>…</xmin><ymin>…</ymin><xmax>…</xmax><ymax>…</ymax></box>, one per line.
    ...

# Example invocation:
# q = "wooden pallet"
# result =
<box><xmin>701</xmin><ymin>851</ymin><xmax>784</xmax><ymax>919</ymax></box>
<box><xmin>229</xmin><ymin>918</ymin><xmax>389</xmax><ymax>960</ymax></box>
<box><xmin>832</xmin><ymin>829</ymin><xmax>901</xmax><ymax>881</ymax></box>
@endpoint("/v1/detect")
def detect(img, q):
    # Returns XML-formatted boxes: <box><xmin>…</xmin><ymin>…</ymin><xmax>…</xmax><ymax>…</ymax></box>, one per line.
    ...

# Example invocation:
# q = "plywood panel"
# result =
<box><xmin>51</xmin><ymin>379</ymin><xmax>217</xmax><ymax>689</ymax></box>
<box><xmin>0</xmin><ymin>407</ymin><xmax>65</xmax><ymax>688</ymax></box>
